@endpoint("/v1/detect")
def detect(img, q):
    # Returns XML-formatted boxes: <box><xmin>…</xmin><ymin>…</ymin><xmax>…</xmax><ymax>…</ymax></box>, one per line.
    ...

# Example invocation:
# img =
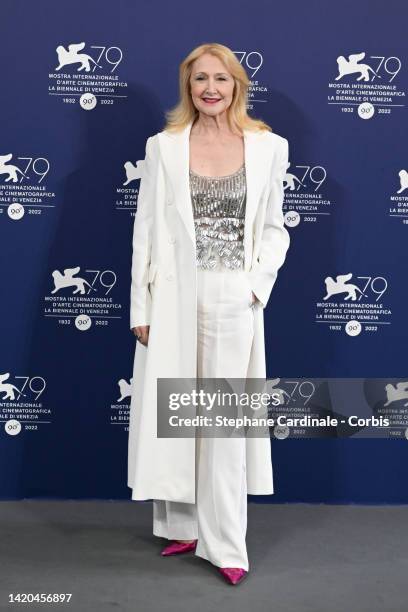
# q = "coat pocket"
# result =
<box><xmin>243</xmin><ymin>271</ymin><xmax>255</xmax><ymax>308</ymax></box>
<box><xmin>148</xmin><ymin>263</ymin><xmax>158</xmax><ymax>285</ymax></box>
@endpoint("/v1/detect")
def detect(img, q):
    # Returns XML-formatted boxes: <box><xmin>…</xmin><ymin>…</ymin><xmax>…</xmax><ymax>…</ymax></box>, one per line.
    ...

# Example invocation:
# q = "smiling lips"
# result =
<box><xmin>202</xmin><ymin>97</ymin><xmax>221</xmax><ymax>104</ymax></box>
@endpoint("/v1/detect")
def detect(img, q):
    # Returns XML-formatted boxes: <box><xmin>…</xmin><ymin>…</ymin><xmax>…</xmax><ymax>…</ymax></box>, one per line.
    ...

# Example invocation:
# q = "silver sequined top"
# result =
<box><xmin>189</xmin><ymin>164</ymin><xmax>246</xmax><ymax>270</ymax></box>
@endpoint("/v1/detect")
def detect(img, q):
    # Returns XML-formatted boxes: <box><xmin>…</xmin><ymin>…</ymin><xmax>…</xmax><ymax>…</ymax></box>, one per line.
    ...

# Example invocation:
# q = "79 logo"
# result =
<box><xmin>284</xmin><ymin>164</ymin><xmax>327</xmax><ymax>192</ymax></box>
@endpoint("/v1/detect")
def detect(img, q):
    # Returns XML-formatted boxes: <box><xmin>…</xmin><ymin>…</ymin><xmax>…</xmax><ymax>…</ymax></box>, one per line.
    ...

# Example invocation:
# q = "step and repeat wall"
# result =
<box><xmin>1</xmin><ymin>0</ymin><xmax>407</xmax><ymax>502</ymax></box>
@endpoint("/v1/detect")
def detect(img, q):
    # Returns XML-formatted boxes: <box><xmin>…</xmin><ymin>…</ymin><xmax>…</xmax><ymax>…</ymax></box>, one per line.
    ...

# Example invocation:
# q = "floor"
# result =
<box><xmin>1</xmin><ymin>500</ymin><xmax>407</xmax><ymax>612</ymax></box>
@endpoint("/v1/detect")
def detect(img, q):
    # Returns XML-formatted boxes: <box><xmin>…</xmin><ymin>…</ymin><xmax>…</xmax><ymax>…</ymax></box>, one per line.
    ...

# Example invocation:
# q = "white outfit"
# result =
<box><xmin>153</xmin><ymin>265</ymin><xmax>255</xmax><ymax>571</ymax></box>
<box><xmin>127</xmin><ymin>123</ymin><xmax>290</xmax><ymax>504</ymax></box>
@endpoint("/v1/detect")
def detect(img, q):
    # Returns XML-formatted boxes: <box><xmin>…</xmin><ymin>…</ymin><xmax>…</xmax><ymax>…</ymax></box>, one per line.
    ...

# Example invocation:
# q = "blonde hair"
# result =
<box><xmin>163</xmin><ymin>42</ymin><xmax>272</xmax><ymax>135</ymax></box>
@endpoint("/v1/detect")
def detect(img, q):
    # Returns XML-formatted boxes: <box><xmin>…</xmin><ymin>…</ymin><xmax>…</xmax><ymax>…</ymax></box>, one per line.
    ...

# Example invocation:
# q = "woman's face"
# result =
<box><xmin>189</xmin><ymin>53</ymin><xmax>235</xmax><ymax>118</ymax></box>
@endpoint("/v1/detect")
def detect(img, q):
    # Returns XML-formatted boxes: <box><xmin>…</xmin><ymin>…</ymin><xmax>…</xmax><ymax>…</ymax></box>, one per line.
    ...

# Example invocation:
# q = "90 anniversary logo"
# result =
<box><xmin>327</xmin><ymin>51</ymin><xmax>405</xmax><ymax>120</ymax></box>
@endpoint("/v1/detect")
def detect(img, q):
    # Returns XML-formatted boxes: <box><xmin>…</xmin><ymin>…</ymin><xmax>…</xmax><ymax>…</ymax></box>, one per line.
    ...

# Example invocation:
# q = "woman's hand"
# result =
<box><xmin>132</xmin><ymin>325</ymin><xmax>150</xmax><ymax>347</ymax></box>
<box><xmin>251</xmin><ymin>291</ymin><xmax>258</xmax><ymax>306</ymax></box>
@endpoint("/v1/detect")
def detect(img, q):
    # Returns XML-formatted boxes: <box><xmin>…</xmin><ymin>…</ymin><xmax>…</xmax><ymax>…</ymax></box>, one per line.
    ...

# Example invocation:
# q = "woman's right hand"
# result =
<box><xmin>132</xmin><ymin>325</ymin><xmax>150</xmax><ymax>347</ymax></box>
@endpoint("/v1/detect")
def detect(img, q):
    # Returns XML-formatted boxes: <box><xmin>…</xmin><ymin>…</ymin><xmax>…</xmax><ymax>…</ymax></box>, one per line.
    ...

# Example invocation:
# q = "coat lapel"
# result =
<box><xmin>157</xmin><ymin>119</ymin><xmax>270</xmax><ymax>269</ymax></box>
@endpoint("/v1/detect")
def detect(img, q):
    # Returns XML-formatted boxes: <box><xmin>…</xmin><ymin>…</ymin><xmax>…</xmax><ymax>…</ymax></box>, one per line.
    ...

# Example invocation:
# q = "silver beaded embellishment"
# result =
<box><xmin>189</xmin><ymin>164</ymin><xmax>246</xmax><ymax>270</ymax></box>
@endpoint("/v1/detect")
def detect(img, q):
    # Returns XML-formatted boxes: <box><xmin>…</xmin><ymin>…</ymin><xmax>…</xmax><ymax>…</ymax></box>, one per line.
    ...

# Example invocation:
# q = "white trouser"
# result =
<box><xmin>153</xmin><ymin>268</ymin><xmax>255</xmax><ymax>571</ymax></box>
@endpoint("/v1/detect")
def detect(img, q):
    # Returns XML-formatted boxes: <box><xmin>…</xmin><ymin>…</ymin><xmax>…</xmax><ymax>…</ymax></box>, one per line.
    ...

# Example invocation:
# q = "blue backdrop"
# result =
<box><xmin>1</xmin><ymin>0</ymin><xmax>407</xmax><ymax>503</ymax></box>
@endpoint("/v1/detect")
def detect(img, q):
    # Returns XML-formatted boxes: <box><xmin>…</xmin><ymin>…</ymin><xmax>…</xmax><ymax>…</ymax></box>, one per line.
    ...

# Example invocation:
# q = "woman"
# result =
<box><xmin>128</xmin><ymin>42</ymin><xmax>290</xmax><ymax>585</ymax></box>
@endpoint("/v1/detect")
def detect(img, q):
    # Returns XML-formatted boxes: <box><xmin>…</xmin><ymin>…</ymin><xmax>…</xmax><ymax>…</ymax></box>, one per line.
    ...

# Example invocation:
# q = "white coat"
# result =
<box><xmin>127</xmin><ymin>119</ymin><xmax>290</xmax><ymax>503</ymax></box>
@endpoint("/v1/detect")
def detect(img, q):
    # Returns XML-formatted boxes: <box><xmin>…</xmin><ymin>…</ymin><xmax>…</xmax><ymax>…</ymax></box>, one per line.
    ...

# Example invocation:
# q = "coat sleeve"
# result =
<box><xmin>130</xmin><ymin>135</ymin><xmax>157</xmax><ymax>329</ymax></box>
<box><xmin>247</xmin><ymin>137</ymin><xmax>290</xmax><ymax>309</ymax></box>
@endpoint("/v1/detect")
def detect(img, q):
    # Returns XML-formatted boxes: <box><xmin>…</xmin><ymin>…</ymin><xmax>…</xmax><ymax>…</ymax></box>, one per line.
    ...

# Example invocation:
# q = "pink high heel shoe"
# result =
<box><xmin>160</xmin><ymin>539</ymin><xmax>197</xmax><ymax>556</ymax></box>
<box><xmin>218</xmin><ymin>567</ymin><xmax>248</xmax><ymax>585</ymax></box>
